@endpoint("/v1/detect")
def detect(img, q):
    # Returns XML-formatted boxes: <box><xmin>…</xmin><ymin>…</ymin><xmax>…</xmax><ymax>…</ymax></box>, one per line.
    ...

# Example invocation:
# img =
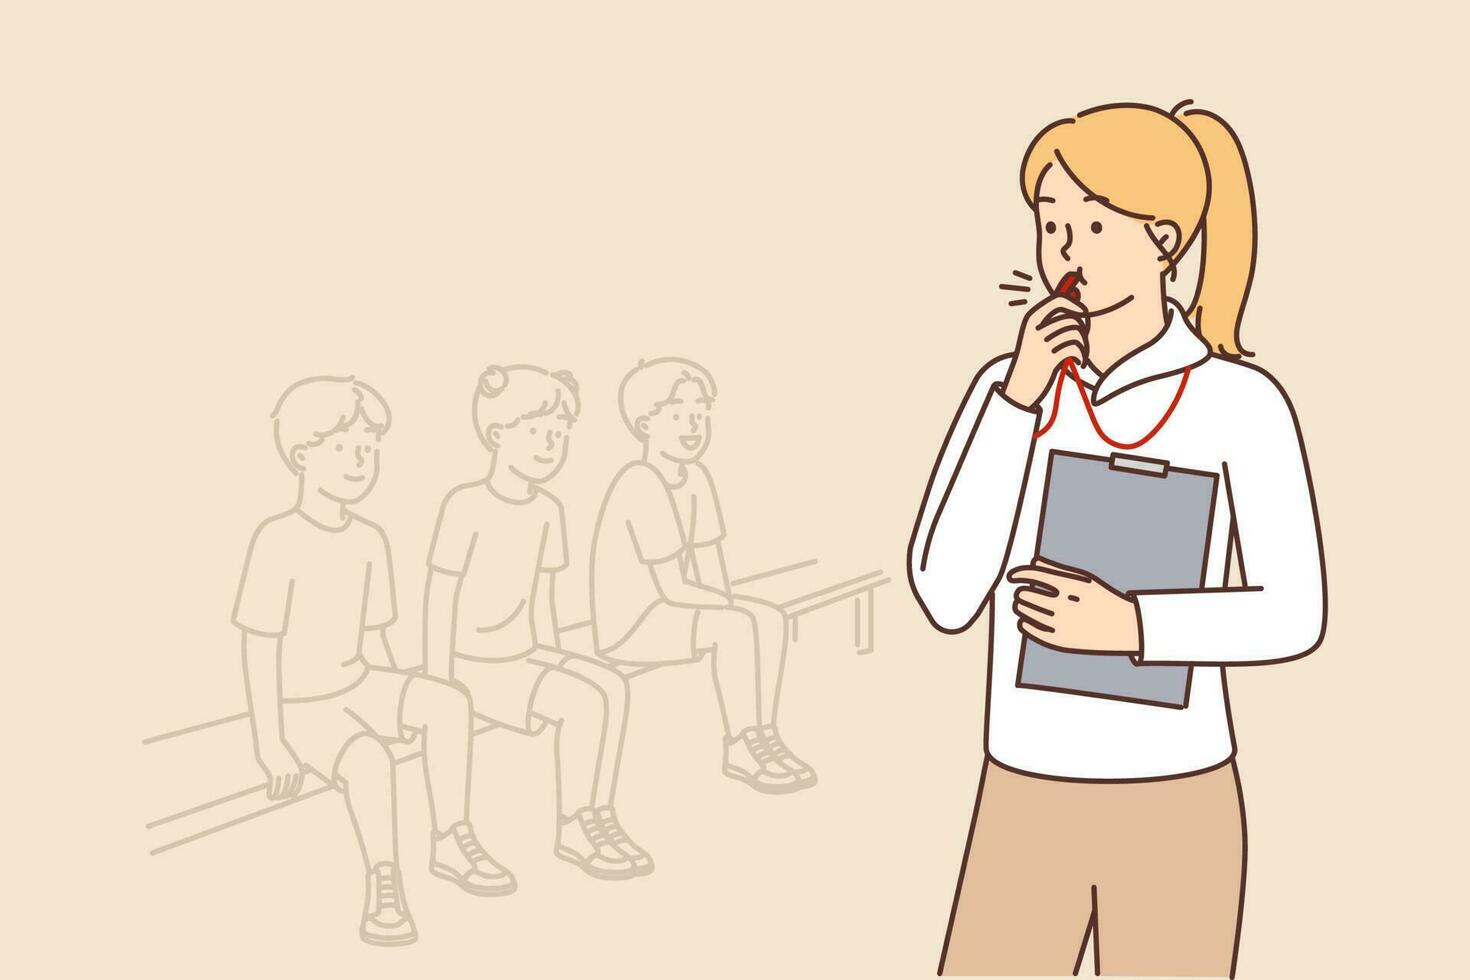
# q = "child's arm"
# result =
<box><xmin>241</xmin><ymin>632</ymin><xmax>305</xmax><ymax>800</ymax></box>
<box><xmin>360</xmin><ymin>627</ymin><xmax>399</xmax><ymax>670</ymax></box>
<box><xmin>691</xmin><ymin>542</ymin><xmax>732</xmax><ymax>596</ymax></box>
<box><xmin>423</xmin><ymin>569</ymin><xmax>457</xmax><ymax>679</ymax></box>
<box><xmin>533</xmin><ymin>570</ymin><xmax>560</xmax><ymax>648</ymax></box>
<box><xmin>651</xmin><ymin>556</ymin><xmax>732</xmax><ymax>608</ymax></box>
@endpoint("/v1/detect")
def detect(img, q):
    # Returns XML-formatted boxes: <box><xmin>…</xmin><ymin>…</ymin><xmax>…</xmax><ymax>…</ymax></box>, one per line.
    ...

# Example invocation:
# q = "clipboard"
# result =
<box><xmin>1016</xmin><ymin>450</ymin><xmax>1218</xmax><ymax>709</ymax></box>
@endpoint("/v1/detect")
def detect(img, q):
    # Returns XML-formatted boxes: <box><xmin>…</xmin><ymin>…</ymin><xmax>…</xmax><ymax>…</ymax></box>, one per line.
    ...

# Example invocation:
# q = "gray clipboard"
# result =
<box><xmin>1016</xmin><ymin>450</ymin><xmax>1218</xmax><ymax>709</ymax></box>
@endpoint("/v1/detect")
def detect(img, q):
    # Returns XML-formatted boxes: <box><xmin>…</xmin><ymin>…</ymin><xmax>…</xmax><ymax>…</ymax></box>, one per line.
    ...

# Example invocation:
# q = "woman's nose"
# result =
<box><xmin>1060</xmin><ymin>222</ymin><xmax>1074</xmax><ymax>262</ymax></box>
<box><xmin>545</xmin><ymin>430</ymin><xmax>556</xmax><ymax>449</ymax></box>
<box><xmin>354</xmin><ymin>444</ymin><xmax>369</xmax><ymax>466</ymax></box>
<box><xmin>688</xmin><ymin>413</ymin><xmax>701</xmax><ymax>430</ymax></box>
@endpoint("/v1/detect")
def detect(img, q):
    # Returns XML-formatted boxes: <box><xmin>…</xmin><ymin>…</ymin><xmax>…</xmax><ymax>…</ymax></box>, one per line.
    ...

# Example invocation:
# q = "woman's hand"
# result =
<box><xmin>1002</xmin><ymin>295</ymin><xmax>1089</xmax><ymax>408</ymax></box>
<box><xmin>1007</xmin><ymin>558</ymin><xmax>1140</xmax><ymax>654</ymax></box>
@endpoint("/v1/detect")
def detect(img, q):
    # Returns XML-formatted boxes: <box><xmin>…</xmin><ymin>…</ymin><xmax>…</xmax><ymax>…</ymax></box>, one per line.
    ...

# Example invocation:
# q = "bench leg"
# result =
<box><xmin>854</xmin><ymin>589</ymin><xmax>875</xmax><ymax>655</ymax></box>
<box><xmin>790</xmin><ymin>615</ymin><xmax>799</xmax><ymax>644</ymax></box>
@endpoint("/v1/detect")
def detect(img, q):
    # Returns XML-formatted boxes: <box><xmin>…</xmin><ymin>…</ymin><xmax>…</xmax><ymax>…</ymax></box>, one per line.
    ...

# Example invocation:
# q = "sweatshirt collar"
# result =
<box><xmin>1071</xmin><ymin>299</ymin><xmax>1211</xmax><ymax>405</ymax></box>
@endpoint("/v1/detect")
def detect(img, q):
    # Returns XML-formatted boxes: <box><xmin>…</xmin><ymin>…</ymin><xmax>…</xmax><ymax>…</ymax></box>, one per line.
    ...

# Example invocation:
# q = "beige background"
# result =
<box><xmin>6</xmin><ymin>2</ymin><xmax>1466</xmax><ymax>977</ymax></box>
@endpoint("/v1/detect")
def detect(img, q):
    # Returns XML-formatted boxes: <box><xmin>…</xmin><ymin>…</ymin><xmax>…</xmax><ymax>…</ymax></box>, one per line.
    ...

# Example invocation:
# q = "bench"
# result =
<box><xmin>145</xmin><ymin>559</ymin><xmax>888</xmax><ymax>856</ymax></box>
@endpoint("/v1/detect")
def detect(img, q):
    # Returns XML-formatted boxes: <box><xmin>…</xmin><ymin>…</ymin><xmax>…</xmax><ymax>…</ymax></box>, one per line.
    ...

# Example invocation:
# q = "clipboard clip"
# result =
<box><xmin>1108</xmin><ymin>453</ymin><xmax>1170</xmax><ymax>478</ymax></box>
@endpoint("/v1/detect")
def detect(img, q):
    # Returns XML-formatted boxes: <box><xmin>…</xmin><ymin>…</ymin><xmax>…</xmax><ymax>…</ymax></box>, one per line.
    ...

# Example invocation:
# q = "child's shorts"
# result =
<box><xmin>597</xmin><ymin>602</ymin><xmax>715</xmax><ymax>666</ymax></box>
<box><xmin>454</xmin><ymin>647</ymin><xmax>579</xmax><ymax>735</ymax></box>
<box><xmin>281</xmin><ymin>667</ymin><xmax>413</xmax><ymax>781</ymax></box>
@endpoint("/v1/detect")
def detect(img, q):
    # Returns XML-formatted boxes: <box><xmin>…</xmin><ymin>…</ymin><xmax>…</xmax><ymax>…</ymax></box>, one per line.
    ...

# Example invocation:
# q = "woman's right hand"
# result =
<box><xmin>1002</xmin><ymin>295</ymin><xmax>1089</xmax><ymax>408</ymax></box>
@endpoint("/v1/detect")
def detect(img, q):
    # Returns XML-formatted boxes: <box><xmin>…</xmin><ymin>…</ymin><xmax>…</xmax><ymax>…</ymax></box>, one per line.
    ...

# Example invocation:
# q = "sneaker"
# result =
<box><xmin>361</xmin><ymin>862</ymin><xmax>417</xmax><ymax>946</ymax></box>
<box><xmin>758</xmin><ymin>725</ymin><xmax>817</xmax><ymax>787</ymax></box>
<box><xmin>722</xmin><ymin>727</ymin><xmax>803</xmax><ymax>794</ymax></box>
<box><xmin>593</xmin><ymin>805</ymin><xmax>654</xmax><ymax>875</ymax></box>
<box><xmin>554</xmin><ymin>808</ymin><xmax>641</xmax><ymax>880</ymax></box>
<box><xmin>430</xmin><ymin>821</ymin><xmax>517</xmax><ymax>896</ymax></box>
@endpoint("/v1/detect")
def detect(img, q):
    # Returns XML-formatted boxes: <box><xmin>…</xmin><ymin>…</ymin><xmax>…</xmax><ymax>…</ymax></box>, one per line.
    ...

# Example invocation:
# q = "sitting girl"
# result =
<box><xmin>424</xmin><ymin>364</ymin><xmax>651</xmax><ymax>882</ymax></box>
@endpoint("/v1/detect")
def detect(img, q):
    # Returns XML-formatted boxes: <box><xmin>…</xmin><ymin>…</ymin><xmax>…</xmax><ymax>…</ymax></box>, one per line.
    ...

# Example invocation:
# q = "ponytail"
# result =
<box><xmin>1176</xmin><ymin>106</ymin><xmax>1258</xmax><ymax>357</ymax></box>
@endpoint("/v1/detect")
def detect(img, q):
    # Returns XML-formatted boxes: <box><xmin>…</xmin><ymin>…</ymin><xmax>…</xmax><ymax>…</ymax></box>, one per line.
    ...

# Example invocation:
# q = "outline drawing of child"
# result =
<box><xmin>423</xmin><ymin>365</ymin><xmax>652</xmax><ymax>881</ymax></box>
<box><xmin>232</xmin><ymin>376</ymin><xmax>509</xmax><ymax>947</ymax></box>
<box><xmin>590</xmin><ymin>358</ymin><xmax>816</xmax><ymax>794</ymax></box>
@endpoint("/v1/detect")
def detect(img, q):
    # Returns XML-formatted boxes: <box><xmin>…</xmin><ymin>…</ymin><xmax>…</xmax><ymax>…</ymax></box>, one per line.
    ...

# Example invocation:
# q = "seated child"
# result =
<box><xmin>590</xmin><ymin>358</ymin><xmax>816</xmax><ymax>794</ymax></box>
<box><xmin>233</xmin><ymin>376</ymin><xmax>508</xmax><ymax>948</ymax></box>
<box><xmin>424</xmin><ymin>365</ymin><xmax>651</xmax><ymax>880</ymax></box>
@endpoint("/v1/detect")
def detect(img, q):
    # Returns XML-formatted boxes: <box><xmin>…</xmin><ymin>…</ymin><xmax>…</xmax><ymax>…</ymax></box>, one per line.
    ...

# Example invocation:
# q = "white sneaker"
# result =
<box><xmin>361</xmin><ymin>862</ymin><xmax>417</xmax><ymax>946</ymax></box>
<box><xmin>758</xmin><ymin>725</ymin><xmax>817</xmax><ymax>787</ymax></box>
<box><xmin>722</xmin><ymin>727</ymin><xmax>803</xmax><ymax>794</ymax></box>
<box><xmin>430</xmin><ymin>821</ymin><xmax>517</xmax><ymax>896</ymax></box>
<box><xmin>555</xmin><ymin>808</ymin><xmax>641</xmax><ymax>880</ymax></box>
<box><xmin>593</xmin><ymin>805</ymin><xmax>654</xmax><ymax>875</ymax></box>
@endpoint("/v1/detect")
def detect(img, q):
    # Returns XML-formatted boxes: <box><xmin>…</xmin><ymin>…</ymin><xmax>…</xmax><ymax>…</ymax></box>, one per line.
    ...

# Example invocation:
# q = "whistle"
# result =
<box><xmin>1056</xmin><ymin>270</ymin><xmax>1083</xmax><ymax>303</ymax></box>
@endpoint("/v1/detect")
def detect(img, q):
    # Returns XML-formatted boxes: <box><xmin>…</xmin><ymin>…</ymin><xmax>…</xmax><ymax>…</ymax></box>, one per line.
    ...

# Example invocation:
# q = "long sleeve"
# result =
<box><xmin>908</xmin><ymin>357</ymin><xmax>1039</xmax><ymax>632</ymax></box>
<box><xmin>1134</xmin><ymin>369</ymin><xmax>1326</xmax><ymax>665</ymax></box>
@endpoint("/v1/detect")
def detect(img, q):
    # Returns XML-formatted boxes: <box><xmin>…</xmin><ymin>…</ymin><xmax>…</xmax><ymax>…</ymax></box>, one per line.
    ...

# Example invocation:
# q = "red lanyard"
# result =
<box><xmin>1033</xmin><ymin>358</ymin><xmax>1191</xmax><ymax>450</ymax></box>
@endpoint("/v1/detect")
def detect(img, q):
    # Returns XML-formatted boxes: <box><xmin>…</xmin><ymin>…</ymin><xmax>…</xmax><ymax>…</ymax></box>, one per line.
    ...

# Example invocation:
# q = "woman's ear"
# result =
<box><xmin>485</xmin><ymin>423</ymin><xmax>503</xmax><ymax>450</ymax></box>
<box><xmin>636</xmin><ymin>416</ymin><xmax>651</xmax><ymax>440</ymax></box>
<box><xmin>1148</xmin><ymin>219</ymin><xmax>1183</xmax><ymax>259</ymax></box>
<box><xmin>291</xmin><ymin>446</ymin><xmax>308</xmax><ymax>471</ymax></box>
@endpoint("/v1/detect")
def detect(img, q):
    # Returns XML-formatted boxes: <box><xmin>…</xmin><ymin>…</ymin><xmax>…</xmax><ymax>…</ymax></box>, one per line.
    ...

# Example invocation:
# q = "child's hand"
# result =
<box><xmin>1007</xmin><ymin>558</ymin><xmax>1140</xmax><ymax>654</ymax></box>
<box><xmin>1002</xmin><ymin>295</ymin><xmax>1088</xmax><ymax>408</ymax></box>
<box><xmin>256</xmin><ymin>739</ymin><xmax>306</xmax><ymax>800</ymax></box>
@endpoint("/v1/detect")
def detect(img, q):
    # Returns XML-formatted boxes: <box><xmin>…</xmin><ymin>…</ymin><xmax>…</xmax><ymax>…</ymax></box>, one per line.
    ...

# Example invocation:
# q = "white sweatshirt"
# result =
<box><xmin>909</xmin><ymin>301</ymin><xmax>1326</xmax><ymax>779</ymax></box>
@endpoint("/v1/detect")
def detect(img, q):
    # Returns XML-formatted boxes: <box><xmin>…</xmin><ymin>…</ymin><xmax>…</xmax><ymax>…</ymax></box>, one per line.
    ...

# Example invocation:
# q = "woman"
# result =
<box><xmin>908</xmin><ymin>102</ymin><xmax>1325</xmax><ymax>977</ymax></box>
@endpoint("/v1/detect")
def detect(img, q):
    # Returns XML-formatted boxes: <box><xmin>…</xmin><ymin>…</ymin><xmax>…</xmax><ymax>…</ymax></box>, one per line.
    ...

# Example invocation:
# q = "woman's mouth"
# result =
<box><xmin>679</xmin><ymin>435</ymin><xmax>702</xmax><ymax>450</ymax></box>
<box><xmin>534</xmin><ymin>454</ymin><xmax>555</xmax><ymax>465</ymax></box>
<box><xmin>344</xmin><ymin>473</ymin><xmax>366</xmax><ymax>483</ymax></box>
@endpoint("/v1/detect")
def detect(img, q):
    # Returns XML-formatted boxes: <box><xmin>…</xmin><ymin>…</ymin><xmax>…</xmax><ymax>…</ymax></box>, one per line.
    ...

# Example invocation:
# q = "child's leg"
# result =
<box><xmin>398</xmin><ymin>676</ymin><xmax>472</xmax><ymax>834</ymax></box>
<box><xmin>337</xmin><ymin>734</ymin><xmax>399</xmax><ymax>869</ymax></box>
<box><xmin>530</xmin><ymin>654</ymin><xmax>647</xmax><ymax>879</ymax></box>
<box><xmin>530</xmin><ymin>656</ymin><xmax>630</xmax><ymax>811</ymax></box>
<box><xmin>695</xmin><ymin>606</ymin><xmax>761</xmax><ymax>736</ymax></box>
<box><xmin>733</xmin><ymin>597</ymin><xmax>788</xmax><ymax>725</ymax></box>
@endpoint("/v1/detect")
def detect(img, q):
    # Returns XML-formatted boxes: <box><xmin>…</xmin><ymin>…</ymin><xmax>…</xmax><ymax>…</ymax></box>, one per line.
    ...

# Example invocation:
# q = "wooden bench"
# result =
<box><xmin>144</xmin><ymin>559</ymin><xmax>888</xmax><ymax>856</ymax></box>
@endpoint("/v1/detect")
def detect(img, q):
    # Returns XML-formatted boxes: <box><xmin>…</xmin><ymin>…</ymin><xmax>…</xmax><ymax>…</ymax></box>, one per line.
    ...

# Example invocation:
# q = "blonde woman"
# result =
<box><xmin>909</xmin><ymin>102</ymin><xmax>1326</xmax><ymax>977</ymax></box>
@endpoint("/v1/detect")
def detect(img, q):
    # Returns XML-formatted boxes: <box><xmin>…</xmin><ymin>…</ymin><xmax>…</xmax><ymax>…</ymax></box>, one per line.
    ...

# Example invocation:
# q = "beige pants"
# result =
<box><xmin>941</xmin><ymin>758</ymin><xmax>1245</xmax><ymax>978</ymax></box>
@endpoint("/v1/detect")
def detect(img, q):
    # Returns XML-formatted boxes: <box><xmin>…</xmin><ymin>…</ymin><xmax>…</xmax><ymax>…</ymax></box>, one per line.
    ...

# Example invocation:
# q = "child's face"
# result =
<box><xmin>497</xmin><ymin>411</ymin><xmax>573</xmax><ymax>484</ymax></box>
<box><xmin>643</xmin><ymin>378</ymin><xmax>713</xmax><ymax>464</ymax></box>
<box><xmin>297</xmin><ymin>417</ymin><xmax>381</xmax><ymax>504</ymax></box>
<box><xmin>1033</xmin><ymin>165</ymin><xmax>1176</xmax><ymax>319</ymax></box>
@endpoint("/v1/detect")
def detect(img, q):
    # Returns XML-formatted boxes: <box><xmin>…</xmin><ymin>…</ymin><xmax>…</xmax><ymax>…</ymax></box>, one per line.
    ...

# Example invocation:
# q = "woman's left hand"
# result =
<box><xmin>1008</xmin><ymin>559</ymin><xmax>1141</xmax><ymax>654</ymax></box>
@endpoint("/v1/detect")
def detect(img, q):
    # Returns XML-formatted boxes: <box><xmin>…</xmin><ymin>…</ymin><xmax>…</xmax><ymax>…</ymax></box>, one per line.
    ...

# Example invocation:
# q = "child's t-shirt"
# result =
<box><xmin>232</xmin><ymin>510</ymin><xmax>396</xmax><ymax>701</ymax></box>
<box><xmin>591</xmin><ymin>460</ymin><xmax>726</xmax><ymax>653</ymax></box>
<box><xmin>428</xmin><ymin>481</ymin><xmax>568</xmax><ymax>661</ymax></box>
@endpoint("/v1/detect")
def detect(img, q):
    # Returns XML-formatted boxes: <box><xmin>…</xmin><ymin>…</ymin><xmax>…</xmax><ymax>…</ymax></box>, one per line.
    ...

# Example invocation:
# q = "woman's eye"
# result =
<box><xmin>530</xmin><ymin>427</ymin><xmax>538</xmax><ymax>435</ymax></box>
<box><xmin>1090</xmin><ymin>221</ymin><xmax>1103</xmax><ymax>234</ymax></box>
<box><xmin>554</xmin><ymin>431</ymin><xmax>563</xmax><ymax>440</ymax></box>
<box><xmin>673</xmin><ymin>414</ymin><xmax>681</xmax><ymax>421</ymax></box>
<box><xmin>335</xmin><ymin>444</ymin><xmax>343</xmax><ymax>452</ymax></box>
<box><xmin>1044</xmin><ymin>221</ymin><xmax>1057</xmax><ymax>234</ymax></box>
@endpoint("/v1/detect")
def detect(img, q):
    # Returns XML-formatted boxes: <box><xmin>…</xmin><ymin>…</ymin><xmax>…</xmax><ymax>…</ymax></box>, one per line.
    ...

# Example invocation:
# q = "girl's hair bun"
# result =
<box><xmin>478</xmin><ymin>365</ymin><xmax>509</xmax><ymax>398</ymax></box>
<box><xmin>551</xmin><ymin>369</ymin><xmax>578</xmax><ymax>396</ymax></box>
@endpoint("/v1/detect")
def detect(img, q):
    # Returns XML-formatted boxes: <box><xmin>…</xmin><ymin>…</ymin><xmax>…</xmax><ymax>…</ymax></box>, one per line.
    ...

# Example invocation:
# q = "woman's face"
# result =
<box><xmin>1033</xmin><ymin>164</ymin><xmax>1177</xmax><ymax>319</ymax></box>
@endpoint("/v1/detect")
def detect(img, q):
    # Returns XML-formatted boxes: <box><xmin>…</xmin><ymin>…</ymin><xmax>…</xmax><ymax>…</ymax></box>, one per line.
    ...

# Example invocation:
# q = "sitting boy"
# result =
<box><xmin>424</xmin><ymin>365</ymin><xmax>651</xmax><ymax>881</ymax></box>
<box><xmin>590</xmin><ymin>358</ymin><xmax>816</xmax><ymax>793</ymax></box>
<box><xmin>233</xmin><ymin>376</ymin><xmax>508</xmax><ymax>947</ymax></box>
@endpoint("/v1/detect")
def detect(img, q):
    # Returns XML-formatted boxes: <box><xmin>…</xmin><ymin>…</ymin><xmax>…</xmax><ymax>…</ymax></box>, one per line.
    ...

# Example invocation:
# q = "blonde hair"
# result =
<box><xmin>271</xmin><ymin>375</ymin><xmax>391</xmax><ymax>473</ymax></box>
<box><xmin>1020</xmin><ymin>101</ymin><xmax>1257</xmax><ymax>357</ymax></box>
<box><xmin>472</xmin><ymin>364</ymin><xmax>579</xmax><ymax>450</ymax></box>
